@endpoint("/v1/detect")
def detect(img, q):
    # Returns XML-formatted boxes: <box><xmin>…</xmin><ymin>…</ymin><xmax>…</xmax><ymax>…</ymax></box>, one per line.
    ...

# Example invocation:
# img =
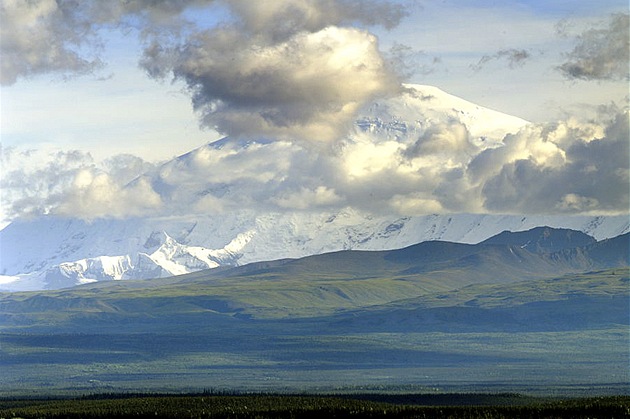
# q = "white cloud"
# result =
<box><xmin>272</xmin><ymin>186</ymin><xmax>342</xmax><ymax>210</ymax></box>
<box><xmin>343</xmin><ymin>137</ymin><xmax>403</xmax><ymax>179</ymax></box>
<box><xmin>0</xmin><ymin>146</ymin><xmax>158</xmax><ymax>223</ymax></box>
<box><xmin>156</xmin><ymin>25</ymin><xmax>402</xmax><ymax>144</ymax></box>
<box><xmin>0</xmin><ymin>147</ymin><xmax>95</xmax><ymax>221</ymax></box>
<box><xmin>556</xmin><ymin>193</ymin><xmax>600</xmax><ymax>212</ymax></box>
<box><xmin>56</xmin><ymin>172</ymin><xmax>162</xmax><ymax>219</ymax></box>
<box><xmin>478</xmin><ymin>110</ymin><xmax>629</xmax><ymax>214</ymax></box>
<box><xmin>1</xmin><ymin>0</ymin><xmax>409</xmax><ymax>147</ymax></box>
<box><xmin>1</xmin><ymin>1</ymin><xmax>628</xmax><ymax>223</ymax></box>
<box><xmin>388</xmin><ymin>193</ymin><xmax>444</xmax><ymax>215</ymax></box>
<box><xmin>2</xmin><ymin>105</ymin><xmax>628</xmax><ymax>223</ymax></box>
<box><xmin>0</xmin><ymin>0</ymin><xmax>101</xmax><ymax>85</ymax></box>
<box><xmin>137</xmin><ymin>0</ymin><xmax>409</xmax><ymax>145</ymax></box>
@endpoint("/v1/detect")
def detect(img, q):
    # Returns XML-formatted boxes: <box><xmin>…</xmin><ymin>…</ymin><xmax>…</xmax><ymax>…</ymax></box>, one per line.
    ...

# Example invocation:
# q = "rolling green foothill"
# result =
<box><xmin>1</xmin><ymin>233</ymin><xmax>628</xmax><ymax>397</ymax></box>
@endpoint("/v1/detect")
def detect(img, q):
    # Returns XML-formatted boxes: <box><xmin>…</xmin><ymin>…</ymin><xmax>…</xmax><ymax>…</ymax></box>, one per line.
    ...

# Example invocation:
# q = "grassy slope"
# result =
<box><xmin>0</xmin><ymin>269</ymin><xmax>628</xmax><ymax>394</ymax></box>
<box><xmin>1</xmin><ymin>264</ymin><xmax>628</xmax><ymax>325</ymax></box>
<box><xmin>0</xmin><ymin>235</ymin><xmax>628</xmax><ymax>394</ymax></box>
<box><xmin>4</xmin><ymin>235</ymin><xmax>628</xmax><ymax>322</ymax></box>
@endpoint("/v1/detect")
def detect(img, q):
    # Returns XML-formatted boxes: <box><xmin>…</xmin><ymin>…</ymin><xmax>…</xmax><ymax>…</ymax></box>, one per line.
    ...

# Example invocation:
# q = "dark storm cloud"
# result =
<box><xmin>558</xmin><ymin>13</ymin><xmax>629</xmax><ymax>81</ymax></box>
<box><xmin>470</xmin><ymin>48</ymin><xmax>531</xmax><ymax>72</ymax></box>
<box><xmin>480</xmin><ymin>111</ymin><xmax>629</xmax><ymax>214</ymax></box>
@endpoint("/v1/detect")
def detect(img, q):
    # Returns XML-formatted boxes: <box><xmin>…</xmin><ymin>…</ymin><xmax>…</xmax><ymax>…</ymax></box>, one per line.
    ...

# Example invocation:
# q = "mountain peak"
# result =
<box><xmin>0</xmin><ymin>85</ymin><xmax>627</xmax><ymax>292</ymax></box>
<box><xmin>481</xmin><ymin>226</ymin><xmax>597</xmax><ymax>253</ymax></box>
<box><xmin>1</xmin><ymin>214</ymin><xmax>627</xmax><ymax>292</ymax></box>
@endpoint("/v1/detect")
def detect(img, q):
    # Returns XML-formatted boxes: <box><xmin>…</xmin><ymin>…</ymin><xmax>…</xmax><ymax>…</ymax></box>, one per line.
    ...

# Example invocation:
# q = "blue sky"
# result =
<box><xmin>0</xmin><ymin>0</ymin><xmax>628</xmax><ymax>224</ymax></box>
<box><xmin>1</xmin><ymin>0</ymin><xmax>626</xmax><ymax>160</ymax></box>
<box><xmin>382</xmin><ymin>1</ymin><xmax>627</xmax><ymax>119</ymax></box>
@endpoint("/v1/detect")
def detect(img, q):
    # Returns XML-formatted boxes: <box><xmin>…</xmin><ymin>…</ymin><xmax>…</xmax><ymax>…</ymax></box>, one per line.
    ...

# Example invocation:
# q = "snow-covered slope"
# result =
<box><xmin>1</xmin><ymin>210</ymin><xmax>628</xmax><ymax>291</ymax></box>
<box><xmin>0</xmin><ymin>224</ymin><xmax>254</xmax><ymax>291</ymax></box>
<box><xmin>359</xmin><ymin>84</ymin><xmax>529</xmax><ymax>142</ymax></box>
<box><xmin>126</xmin><ymin>84</ymin><xmax>530</xmax><ymax>216</ymax></box>
<box><xmin>1</xmin><ymin>85</ymin><xmax>627</xmax><ymax>291</ymax></box>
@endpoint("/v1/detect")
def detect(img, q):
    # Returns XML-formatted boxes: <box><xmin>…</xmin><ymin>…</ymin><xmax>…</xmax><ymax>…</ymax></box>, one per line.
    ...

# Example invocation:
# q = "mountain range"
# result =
<box><xmin>1</xmin><ymin>226</ymin><xmax>628</xmax><ymax>393</ymax></box>
<box><xmin>1</xmin><ymin>84</ymin><xmax>628</xmax><ymax>292</ymax></box>
<box><xmin>3</xmin><ymin>226</ymin><xmax>627</xmax><ymax>325</ymax></box>
<box><xmin>1</xmin><ymin>210</ymin><xmax>627</xmax><ymax>292</ymax></box>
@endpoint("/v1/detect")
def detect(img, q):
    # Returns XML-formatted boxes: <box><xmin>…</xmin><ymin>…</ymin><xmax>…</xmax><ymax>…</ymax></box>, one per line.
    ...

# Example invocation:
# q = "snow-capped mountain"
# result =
<box><xmin>359</xmin><ymin>84</ymin><xmax>529</xmax><ymax>142</ymax></box>
<box><xmin>1</xmin><ymin>211</ymin><xmax>627</xmax><ymax>292</ymax></box>
<box><xmin>1</xmin><ymin>85</ymin><xmax>627</xmax><ymax>291</ymax></box>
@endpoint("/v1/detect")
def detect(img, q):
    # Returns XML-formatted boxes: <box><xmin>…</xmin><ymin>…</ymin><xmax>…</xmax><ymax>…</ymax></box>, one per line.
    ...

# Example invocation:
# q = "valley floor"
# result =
<box><xmin>1</xmin><ymin>326</ymin><xmax>628</xmax><ymax>397</ymax></box>
<box><xmin>1</xmin><ymin>264</ymin><xmax>627</xmax><ymax>400</ymax></box>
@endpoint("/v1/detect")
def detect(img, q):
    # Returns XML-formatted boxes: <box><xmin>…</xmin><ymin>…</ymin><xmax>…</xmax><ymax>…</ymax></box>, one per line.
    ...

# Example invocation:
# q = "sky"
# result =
<box><xmin>0</xmin><ymin>0</ymin><xmax>628</xmax><ymax>226</ymax></box>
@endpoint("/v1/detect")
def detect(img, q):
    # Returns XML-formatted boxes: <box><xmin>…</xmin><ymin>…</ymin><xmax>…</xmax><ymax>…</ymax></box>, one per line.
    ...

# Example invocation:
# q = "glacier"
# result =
<box><xmin>1</xmin><ymin>84</ymin><xmax>627</xmax><ymax>291</ymax></box>
<box><xmin>1</xmin><ymin>211</ymin><xmax>628</xmax><ymax>291</ymax></box>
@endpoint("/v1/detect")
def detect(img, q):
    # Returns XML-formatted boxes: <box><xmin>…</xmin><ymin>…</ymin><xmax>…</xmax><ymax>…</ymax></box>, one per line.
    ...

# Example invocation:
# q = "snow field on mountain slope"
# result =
<box><xmin>0</xmin><ymin>212</ymin><xmax>628</xmax><ymax>292</ymax></box>
<box><xmin>1</xmin><ymin>85</ymin><xmax>627</xmax><ymax>291</ymax></box>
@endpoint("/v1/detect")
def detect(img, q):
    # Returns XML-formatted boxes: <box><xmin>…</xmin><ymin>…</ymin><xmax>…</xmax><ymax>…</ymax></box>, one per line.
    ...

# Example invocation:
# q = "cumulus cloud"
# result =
<box><xmin>2</xmin><ymin>0</ymin><xmax>408</xmax><ymax>144</ymax></box>
<box><xmin>141</xmin><ymin>0</ymin><xmax>407</xmax><ymax>144</ymax></box>
<box><xmin>335</xmin><ymin>122</ymin><xmax>481</xmax><ymax>215</ymax></box>
<box><xmin>85</xmin><ymin>0</ymin><xmax>206</xmax><ymax>25</ymax></box>
<box><xmin>0</xmin><ymin>147</ymin><xmax>157</xmax><ymax>222</ymax></box>
<box><xmin>327</xmin><ymin>99</ymin><xmax>628</xmax><ymax>216</ymax></box>
<box><xmin>141</xmin><ymin>105</ymin><xmax>630</xmax><ymax>217</ymax></box>
<box><xmin>471</xmin><ymin>48</ymin><xmax>531</xmax><ymax>72</ymax></box>
<box><xmin>1</xmin><ymin>147</ymin><xmax>94</xmax><ymax>219</ymax></box>
<box><xmin>2</xmin><ymin>2</ymin><xmax>627</xmax><ymax>221</ymax></box>
<box><xmin>477</xmin><ymin>111</ymin><xmax>629</xmax><ymax>214</ymax></box>
<box><xmin>55</xmin><ymin>172</ymin><xmax>162</xmax><ymax>219</ymax></box>
<box><xmin>558</xmin><ymin>13</ymin><xmax>629</xmax><ymax>81</ymax></box>
<box><xmin>226</xmin><ymin>0</ymin><xmax>408</xmax><ymax>42</ymax></box>
<box><xmin>151</xmin><ymin>139</ymin><xmax>301</xmax><ymax>213</ymax></box>
<box><xmin>101</xmin><ymin>154</ymin><xmax>157</xmax><ymax>185</ymax></box>
<box><xmin>3</xmin><ymin>101</ymin><xmax>628</xmax><ymax>222</ymax></box>
<box><xmin>0</xmin><ymin>0</ymin><xmax>102</xmax><ymax>85</ymax></box>
<box><xmin>163</xmin><ymin>25</ymin><xmax>401</xmax><ymax>144</ymax></box>
<box><xmin>272</xmin><ymin>186</ymin><xmax>342</xmax><ymax>210</ymax></box>
<box><xmin>0</xmin><ymin>0</ymin><xmax>208</xmax><ymax>85</ymax></box>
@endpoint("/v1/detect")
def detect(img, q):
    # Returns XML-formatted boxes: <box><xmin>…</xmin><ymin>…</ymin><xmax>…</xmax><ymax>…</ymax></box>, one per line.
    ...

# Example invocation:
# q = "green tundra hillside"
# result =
<box><xmin>1</xmin><ymin>229</ymin><xmax>628</xmax><ymax>395</ymax></box>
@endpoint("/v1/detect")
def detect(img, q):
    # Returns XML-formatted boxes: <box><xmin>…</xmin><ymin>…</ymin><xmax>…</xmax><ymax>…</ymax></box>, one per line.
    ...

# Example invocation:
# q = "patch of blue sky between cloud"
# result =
<box><xmin>0</xmin><ymin>28</ymin><xmax>218</xmax><ymax>162</ymax></box>
<box><xmin>181</xmin><ymin>1</ymin><xmax>232</xmax><ymax>30</ymax></box>
<box><xmin>375</xmin><ymin>0</ymin><xmax>629</xmax><ymax>122</ymax></box>
<box><xmin>1</xmin><ymin>0</ymin><xmax>628</xmax><ymax>158</ymax></box>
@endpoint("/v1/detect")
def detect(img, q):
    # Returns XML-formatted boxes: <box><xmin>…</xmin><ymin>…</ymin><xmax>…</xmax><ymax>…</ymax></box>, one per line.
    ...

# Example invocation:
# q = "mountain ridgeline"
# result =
<box><xmin>2</xmin><ymin>227</ymin><xmax>627</xmax><ymax>323</ymax></box>
<box><xmin>193</xmin><ymin>226</ymin><xmax>628</xmax><ymax>284</ymax></box>
<box><xmin>480</xmin><ymin>226</ymin><xmax>597</xmax><ymax>252</ymax></box>
<box><xmin>0</xmin><ymin>226</ymin><xmax>628</xmax><ymax>394</ymax></box>
<box><xmin>1</xmin><ymin>212</ymin><xmax>628</xmax><ymax>293</ymax></box>
<box><xmin>2</xmin><ymin>84</ymin><xmax>629</xmax><ymax>293</ymax></box>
